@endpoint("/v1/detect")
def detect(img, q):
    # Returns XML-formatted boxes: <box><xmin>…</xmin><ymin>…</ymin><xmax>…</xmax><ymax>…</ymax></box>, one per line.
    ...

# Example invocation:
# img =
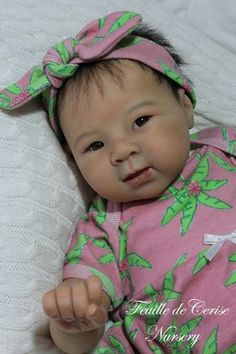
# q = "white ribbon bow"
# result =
<box><xmin>203</xmin><ymin>230</ymin><xmax>236</xmax><ymax>261</ymax></box>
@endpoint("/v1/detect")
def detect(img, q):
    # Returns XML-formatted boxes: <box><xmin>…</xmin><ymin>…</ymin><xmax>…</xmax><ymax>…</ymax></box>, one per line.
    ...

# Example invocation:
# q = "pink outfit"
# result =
<box><xmin>63</xmin><ymin>126</ymin><xmax>236</xmax><ymax>353</ymax></box>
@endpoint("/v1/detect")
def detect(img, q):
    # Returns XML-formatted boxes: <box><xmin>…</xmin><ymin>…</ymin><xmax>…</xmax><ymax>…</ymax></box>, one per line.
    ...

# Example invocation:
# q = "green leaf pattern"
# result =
<box><xmin>65</xmin><ymin>233</ymin><xmax>89</xmax><ymax>264</ymax></box>
<box><xmin>91</xmin><ymin>198</ymin><xmax>107</xmax><ymax>226</ymax></box>
<box><xmin>228</xmin><ymin>252</ymin><xmax>236</xmax><ymax>262</ymax></box>
<box><xmin>225</xmin><ymin>270</ymin><xmax>236</xmax><ymax>287</ymax></box>
<box><xmin>202</xmin><ymin>327</ymin><xmax>218</xmax><ymax>354</ymax></box>
<box><xmin>108</xmin><ymin>12</ymin><xmax>139</xmax><ymax>34</ymax></box>
<box><xmin>118</xmin><ymin>219</ymin><xmax>152</xmax><ymax>281</ymax></box>
<box><xmin>207</xmin><ymin>151</ymin><xmax>236</xmax><ymax>172</ymax></box>
<box><xmin>222</xmin><ymin>344</ymin><xmax>236</xmax><ymax>354</ymax></box>
<box><xmin>221</xmin><ymin>127</ymin><xmax>236</xmax><ymax>155</ymax></box>
<box><xmin>225</xmin><ymin>252</ymin><xmax>236</xmax><ymax>287</ymax></box>
<box><xmin>108</xmin><ymin>335</ymin><xmax>126</xmax><ymax>353</ymax></box>
<box><xmin>192</xmin><ymin>249</ymin><xmax>209</xmax><ymax>275</ymax></box>
<box><xmin>5</xmin><ymin>83</ymin><xmax>23</xmax><ymax>95</ymax></box>
<box><xmin>161</xmin><ymin>155</ymin><xmax>232</xmax><ymax>235</ymax></box>
<box><xmin>201</xmin><ymin>326</ymin><xmax>236</xmax><ymax>354</ymax></box>
<box><xmin>28</xmin><ymin>65</ymin><xmax>51</xmax><ymax>95</ymax></box>
<box><xmin>0</xmin><ymin>93</ymin><xmax>11</xmax><ymax>108</ymax></box>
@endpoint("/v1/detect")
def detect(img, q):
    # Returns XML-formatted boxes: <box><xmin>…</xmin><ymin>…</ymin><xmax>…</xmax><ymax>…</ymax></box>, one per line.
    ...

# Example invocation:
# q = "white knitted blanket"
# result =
<box><xmin>0</xmin><ymin>1</ymin><xmax>235</xmax><ymax>353</ymax></box>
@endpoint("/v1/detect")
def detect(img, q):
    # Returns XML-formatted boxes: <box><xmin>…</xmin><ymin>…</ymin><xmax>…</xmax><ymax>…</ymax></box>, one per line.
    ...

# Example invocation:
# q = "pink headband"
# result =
<box><xmin>0</xmin><ymin>11</ymin><xmax>196</xmax><ymax>135</ymax></box>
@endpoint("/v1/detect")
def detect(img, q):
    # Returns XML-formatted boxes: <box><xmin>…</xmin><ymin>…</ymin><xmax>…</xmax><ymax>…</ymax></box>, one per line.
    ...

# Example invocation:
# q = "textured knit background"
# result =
<box><xmin>0</xmin><ymin>1</ymin><xmax>236</xmax><ymax>353</ymax></box>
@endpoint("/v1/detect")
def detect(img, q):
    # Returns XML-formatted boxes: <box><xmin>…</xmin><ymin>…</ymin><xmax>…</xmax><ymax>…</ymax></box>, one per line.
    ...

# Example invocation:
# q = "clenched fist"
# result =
<box><xmin>42</xmin><ymin>276</ymin><xmax>110</xmax><ymax>334</ymax></box>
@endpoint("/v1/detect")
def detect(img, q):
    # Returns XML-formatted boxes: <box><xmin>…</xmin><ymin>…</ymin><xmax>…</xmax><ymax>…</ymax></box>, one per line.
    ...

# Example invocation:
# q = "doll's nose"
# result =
<box><xmin>111</xmin><ymin>140</ymin><xmax>139</xmax><ymax>165</ymax></box>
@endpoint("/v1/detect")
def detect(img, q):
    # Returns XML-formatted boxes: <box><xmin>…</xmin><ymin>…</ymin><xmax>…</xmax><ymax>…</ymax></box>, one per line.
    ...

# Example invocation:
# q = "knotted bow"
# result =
<box><xmin>203</xmin><ymin>230</ymin><xmax>236</xmax><ymax>261</ymax></box>
<box><xmin>0</xmin><ymin>11</ymin><xmax>196</xmax><ymax>135</ymax></box>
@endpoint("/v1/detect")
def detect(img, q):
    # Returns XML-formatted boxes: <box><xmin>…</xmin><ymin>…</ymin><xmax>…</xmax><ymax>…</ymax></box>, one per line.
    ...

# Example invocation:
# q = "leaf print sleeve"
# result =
<box><xmin>220</xmin><ymin>127</ymin><xmax>236</xmax><ymax>156</ymax></box>
<box><xmin>191</xmin><ymin>126</ymin><xmax>236</xmax><ymax>157</ymax></box>
<box><xmin>62</xmin><ymin>197</ymin><xmax>124</xmax><ymax>310</ymax></box>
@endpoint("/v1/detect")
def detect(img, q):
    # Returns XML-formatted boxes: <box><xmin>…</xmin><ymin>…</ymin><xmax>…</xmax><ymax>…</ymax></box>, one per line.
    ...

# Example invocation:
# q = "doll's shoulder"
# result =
<box><xmin>190</xmin><ymin>126</ymin><xmax>236</xmax><ymax>156</ymax></box>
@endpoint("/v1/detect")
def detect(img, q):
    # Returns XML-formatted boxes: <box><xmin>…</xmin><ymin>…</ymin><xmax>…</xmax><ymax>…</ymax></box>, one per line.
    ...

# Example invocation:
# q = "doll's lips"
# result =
<box><xmin>123</xmin><ymin>167</ymin><xmax>152</xmax><ymax>187</ymax></box>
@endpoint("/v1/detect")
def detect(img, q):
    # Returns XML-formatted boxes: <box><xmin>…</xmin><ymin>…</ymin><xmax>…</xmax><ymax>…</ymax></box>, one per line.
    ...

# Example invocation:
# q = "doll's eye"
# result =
<box><xmin>134</xmin><ymin>116</ymin><xmax>150</xmax><ymax>128</ymax></box>
<box><xmin>88</xmin><ymin>141</ymin><xmax>104</xmax><ymax>151</ymax></box>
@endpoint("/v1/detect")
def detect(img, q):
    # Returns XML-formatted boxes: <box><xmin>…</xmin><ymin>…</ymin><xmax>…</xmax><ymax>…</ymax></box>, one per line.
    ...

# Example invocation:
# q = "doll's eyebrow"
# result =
<box><xmin>127</xmin><ymin>99</ymin><xmax>157</xmax><ymax>114</ymax></box>
<box><xmin>74</xmin><ymin>130</ymin><xmax>97</xmax><ymax>148</ymax></box>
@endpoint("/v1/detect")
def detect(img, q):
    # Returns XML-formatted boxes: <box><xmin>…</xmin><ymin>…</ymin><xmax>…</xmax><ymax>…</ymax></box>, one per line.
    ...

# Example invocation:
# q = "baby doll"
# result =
<box><xmin>1</xmin><ymin>11</ymin><xmax>236</xmax><ymax>354</ymax></box>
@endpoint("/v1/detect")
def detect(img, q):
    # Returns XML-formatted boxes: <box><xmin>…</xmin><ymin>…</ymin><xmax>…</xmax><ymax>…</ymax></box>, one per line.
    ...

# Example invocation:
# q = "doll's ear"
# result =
<box><xmin>178</xmin><ymin>88</ymin><xmax>194</xmax><ymax>129</ymax></box>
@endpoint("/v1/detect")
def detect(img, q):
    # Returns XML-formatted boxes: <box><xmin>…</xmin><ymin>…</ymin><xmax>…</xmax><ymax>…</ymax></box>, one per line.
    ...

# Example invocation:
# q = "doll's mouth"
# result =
<box><xmin>123</xmin><ymin>167</ymin><xmax>152</xmax><ymax>187</ymax></box>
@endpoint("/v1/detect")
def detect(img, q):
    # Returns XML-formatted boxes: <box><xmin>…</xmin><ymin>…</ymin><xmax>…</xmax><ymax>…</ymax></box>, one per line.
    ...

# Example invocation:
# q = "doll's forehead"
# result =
<box><xmin>59</xmin><ymin>59</ymin><xmax>159</xmax><ymax>108</ymax></box>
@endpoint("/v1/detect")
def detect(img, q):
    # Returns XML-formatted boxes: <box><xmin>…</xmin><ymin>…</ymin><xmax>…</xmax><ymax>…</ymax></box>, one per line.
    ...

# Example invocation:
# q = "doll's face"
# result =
<box><xmin>60</xmin><ymin>60</ymin><xmax>193</xmax><ymax>202</ymax></box>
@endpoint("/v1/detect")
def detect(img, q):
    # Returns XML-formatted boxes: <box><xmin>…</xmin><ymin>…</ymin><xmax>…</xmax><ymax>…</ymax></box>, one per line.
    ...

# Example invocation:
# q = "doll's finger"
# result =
<box><xmin>86</xmin><ymin>303</ymin><xmax>108</xmax><ymax>327</ymax></box>
<box><xmin>42</xmin><ymin>290</ymin><xmax>60</xmax><ymax>319</ymax></box>
<box><xmin>86</xmin><ymin>275</ymin><xmax>103</xmax><ymax>305</ymax></box>
<box><xmin>70</xmin><ymin>279</ymin><xmax>89</xmax><ymax>318</ymax></box>
<box><xmin>55</xmin><ymin>283</ymin><xmax>74</xmax><ymax>321</ymax></box>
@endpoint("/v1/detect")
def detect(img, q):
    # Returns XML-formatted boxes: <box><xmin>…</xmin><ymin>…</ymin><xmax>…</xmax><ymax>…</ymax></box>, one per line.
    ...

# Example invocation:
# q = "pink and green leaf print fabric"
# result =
<box><xmin>63</xmin><ymin>126</ymin><xmax>236</xmax><ymax>353</ymax></box>
<box><xmin>0</xmin><ymin>11</ymin><xmax>196</xmax><ymax>136</ymax></box>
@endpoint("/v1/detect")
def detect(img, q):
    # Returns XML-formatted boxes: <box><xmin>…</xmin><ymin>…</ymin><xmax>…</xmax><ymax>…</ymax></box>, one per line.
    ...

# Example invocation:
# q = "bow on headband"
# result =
<box><xmin>0</xmin><ymin>11</ymin><xmax>196</xmax><ymax>134</ymax></box>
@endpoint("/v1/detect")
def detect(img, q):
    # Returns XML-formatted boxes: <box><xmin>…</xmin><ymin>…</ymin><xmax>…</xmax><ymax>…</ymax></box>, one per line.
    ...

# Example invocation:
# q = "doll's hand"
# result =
<box><xmin>42</xmin><ymin>276</ymin><xmax>110</xmax><ymax>333</ymax></box>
